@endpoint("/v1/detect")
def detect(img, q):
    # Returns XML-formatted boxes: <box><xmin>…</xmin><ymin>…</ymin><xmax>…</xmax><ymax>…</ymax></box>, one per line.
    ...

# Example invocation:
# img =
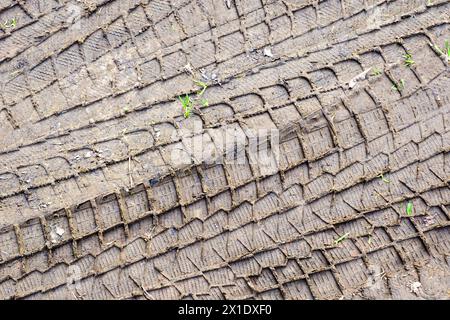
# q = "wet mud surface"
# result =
<box><xmin>0</xmin><ymin>0</ymin><xmax>450</xmax><ymax>299</ymax></box>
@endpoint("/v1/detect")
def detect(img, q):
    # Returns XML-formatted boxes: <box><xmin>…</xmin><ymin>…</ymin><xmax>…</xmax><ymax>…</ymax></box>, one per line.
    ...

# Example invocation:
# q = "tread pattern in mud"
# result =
<box><xmin>0</xmin><ymin>0</ymin><xmax>450</xmax><ymax>300</ymax></box>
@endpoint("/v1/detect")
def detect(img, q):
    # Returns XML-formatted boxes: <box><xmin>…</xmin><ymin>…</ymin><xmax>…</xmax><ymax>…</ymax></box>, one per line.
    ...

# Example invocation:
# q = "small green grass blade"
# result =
<box><xmin>1</xmin><ymin>18</ymin><xmax>17</xmax><ymax>30</ymax></box>
<box><xmin>403</xmin><ymin>53</ymin><xmax>415</xmax><ymax>67</ymax></box>
<box><xmin>179</xmin><ymin>94</ymin><xmax>193</xmax><ymax>118</ymax></box>
<box><xmin>334</xmin><ymin>232</ymin><xmax>350</xmax><ymax>245</ymax></box>
<box><xmin>378</xmin><ymin>173</ymin><xmax>390</xmax><ymax>183</ymax></box>
<box><xmin>193</xmin><ymin>80</ymin><xmax>208</xmax><ymax>96</ymax></box>
<box><xmin>406</xmin><ymin>201</ymin><xmax>413</xmax><ymax>216</ymax></box>
<box><xmin>392</xmin><ymin>79</ymin><xmax>406</xmax><ymax>92</ymax></box>
<box><xmin>371</xmin><ymin>67</ymin><xmax>382</xmax><ymax>76</ymax></box>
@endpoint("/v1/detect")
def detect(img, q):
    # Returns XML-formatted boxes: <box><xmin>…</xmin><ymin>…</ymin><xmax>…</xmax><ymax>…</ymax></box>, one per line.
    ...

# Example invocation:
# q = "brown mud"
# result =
<box><xmin>0</xmin><ymin>0</ymin><xmax>449</xmax><ymax>300</ymax></box>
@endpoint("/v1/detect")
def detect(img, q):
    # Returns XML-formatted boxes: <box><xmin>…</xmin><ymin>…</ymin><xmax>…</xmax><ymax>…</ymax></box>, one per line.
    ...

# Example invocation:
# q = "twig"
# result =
<box><xmin>129</xmin><ymin>275</ymin><xmax>155</xmax><ymax>300</ymax></box>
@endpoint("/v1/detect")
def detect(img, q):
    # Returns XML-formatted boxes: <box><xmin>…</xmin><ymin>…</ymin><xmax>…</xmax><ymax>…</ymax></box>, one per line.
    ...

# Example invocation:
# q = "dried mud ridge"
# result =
<box><xmin>0</xmin><ymin>0</ymin><xmax>450</xmax><ymax>300</ymax></box>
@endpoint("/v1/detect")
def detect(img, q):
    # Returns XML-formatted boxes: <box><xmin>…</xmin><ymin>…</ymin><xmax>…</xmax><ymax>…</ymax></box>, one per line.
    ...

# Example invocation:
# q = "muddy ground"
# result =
<box><xmin>0</xmin><ymin>0</ymin><xmax>450</xmax><ymax>300</ymax></box>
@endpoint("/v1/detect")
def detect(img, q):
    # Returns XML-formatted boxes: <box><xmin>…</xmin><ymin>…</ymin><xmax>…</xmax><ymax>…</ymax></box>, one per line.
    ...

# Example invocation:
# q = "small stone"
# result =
<box><xmin>263</xmin><ymin>47</ymin><xmax>273</xmax><ymax>57</ymax></box>
<box><xmin>410</xmin><ymin>282</ymin><xmax>422</xmax><ymax>294</ymax></box>
<box><xmin>55</xmin><ymin>226</ymin><xmax>65</xmax><ymax>237</ymax></box>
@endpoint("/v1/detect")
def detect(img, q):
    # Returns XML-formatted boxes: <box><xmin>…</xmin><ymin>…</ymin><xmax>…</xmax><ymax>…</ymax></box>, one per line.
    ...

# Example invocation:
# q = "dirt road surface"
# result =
<box><xmin>0</xmin><ymin>0</ymin><xmax>450</xmax><ymax>300</ymax></box>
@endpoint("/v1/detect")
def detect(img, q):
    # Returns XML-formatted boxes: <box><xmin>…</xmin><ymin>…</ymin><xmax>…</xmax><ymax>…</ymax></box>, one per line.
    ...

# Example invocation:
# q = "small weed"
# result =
<box><xmin>371</xmin><ymin>67</ymin><xmax>382</xmax><ymax>76</ymax></box>
<box><xmin>446</xmin><ymin>40</ymin><xmax>450</xmax><ymax>57</ymax></box>
<box><xmin>378</xmin><ymin>173</ymin><xmax>390</xmax><ymax>183</ymax></box>
<box><xmin>400</xmin><ymin>78</ymin><xmax>406</xmax><ymax>88</ymax></box>
<box><xmin>201</xmin><ymin>98</ymin><xmax>209</xmax><ymax>107</ymax></box>
<box><xmin>194</xmin><ymin>80</ymin><xmax>208</xmax><ymax>96</ymax></box>
<box><xmin>1</xmin><ymin>17</ymin><xmax>17</xmax><ymax>30</ymax></box>
<box><xmin>3</xmin><ymin>18</ymin><xmax>16</xmax><ymax>29</ymax></box>
<box><xmin>403</xmin><ymin>53</ymin><xmax>415</xmax><ymax>67</ymax></box>
<box><xmin>406</xmin><ymin>201</ymin><xmax>413</xmax><ymax>216</ymax></box>
<box><xmin>431</xmin><ymin>43</ymin><xmax>444</xmax><ymax>56</ymax></box>
<box><xmin>334</xmin><ymin>232</ymin><xmax>350</xmax><ymax>245</ymax></box>
<box><xmin>430</xmin><ymin>40</ymin><xmax>450</xmax><ymax>61</ymax></box>
<box><xmin>179</xmin><ymin>79</ymin><xmax>210</xmax><ymax>118</ymax></box>
<box><xmin>179</xmin><ymin>94</ymin><xmax>193</xmax><ymax>118</ymax></box>
<box><xmin>392</xmin><ymin>79</ymin><xmax>406</xmax><ymax>92</ymax></box>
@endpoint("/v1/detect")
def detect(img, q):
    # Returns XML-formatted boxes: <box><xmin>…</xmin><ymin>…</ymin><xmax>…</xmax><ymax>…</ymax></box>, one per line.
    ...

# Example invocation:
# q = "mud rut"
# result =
<box><xmin>0</xmin><ymin>0</ymin><xmax>450</xmax><ymax>300</ymax></box>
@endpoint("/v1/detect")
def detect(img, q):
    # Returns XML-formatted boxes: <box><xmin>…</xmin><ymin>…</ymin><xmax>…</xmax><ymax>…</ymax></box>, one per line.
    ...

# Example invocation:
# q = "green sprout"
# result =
<box><xmin>201</xmin><ymin>98</ymin><xmax>209</xmax><ymax>107</ymax></box>
<box><xmin>334</xmin><ymin>232</ymin><xmax>350</xmax><ymax>245</ymax></box>
<box><xmin>193</xmin><ymin>80</ymin><xmax>208</xmax><ymax>96</ymax></box>
<box><xmin>1</xmin><ymin>17</ymin><xmax>17</xmax><ymax>30</ymax></box>
<box><xmin>431</xmin><ymin>43</ymin><xmax>443</xmax><ymax>56</ymax></box>
<box><xmin>406</xmin><ymin>201</ymin><xmax>413</xmax><ymax>216</ymax></box>
<box><xmin>179</xmin><ymin>79</ymin><xmax>210</xmax><ymax>118</ymax></box>
<box><xmin>403</xmin><ymin>53</ymin><xmax>415</xmax><ymax>67</ymax></box>
<box><xmin>179</xmin><ymin>79</ymin><xmax>210</xmax><ymax>119</ymax></box>
<box><xmin>179</xmin><ymin>94</ymin><xmax>193</xmax><ymax>118</ymax></box>
<box><xmin>392</xmin><ymin>79</ymin><xmax>406</xmax><ymax>92</ymax></box>
<box><xmin>378</xmin><ymin>173</ymin><xmax>390</xmax><ymax>183</ymax></box>
<box><xmin>443</xmin><ymin>40</ymin><xmax>450</xmax><ymax>59</ymax></box>
<box><xmin>371</xmin><ymin>67</ymin><xmax>382</xmax><ymax>76</ymax></box>
<box><xmin>430</xmin><ymin>40</ymin><xmax>450</xmax><ymax>61</ymax></box>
